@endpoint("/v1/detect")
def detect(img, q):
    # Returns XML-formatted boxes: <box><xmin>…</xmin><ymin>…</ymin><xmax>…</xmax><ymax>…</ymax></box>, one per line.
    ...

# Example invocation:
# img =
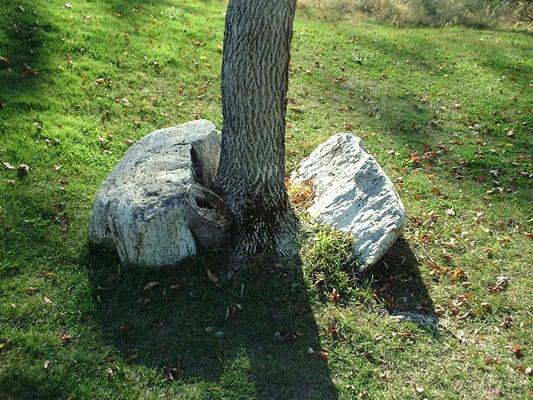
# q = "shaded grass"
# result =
<box><xmin>1</xmin><ymin>0</ymin><xmax>532</xmax><ymax>399</ymax></box>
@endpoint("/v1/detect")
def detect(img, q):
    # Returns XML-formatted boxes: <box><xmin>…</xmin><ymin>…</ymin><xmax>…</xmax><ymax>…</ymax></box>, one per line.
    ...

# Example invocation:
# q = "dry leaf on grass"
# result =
<box><xmin>308</xmin><ymin>347</ymin><xmax>329</xmax><ymax>361</ymax></box>
<box><xmin>511</xmin><ymin>344</ymin><xmax>524</xmax><ymax>359</ymax></box>
<box><xmin>207</xmin><ymin>269</ymin><xmax>218</xmax><ymax>284</ymax></box>
<box><xmin>488</xmin><ymin>276</ymin><xmax>510</xmax><ymax>294</ymax></box>
<box><xmin>143</xmin><ymin>281</ymin><xmax>160</xmax><ymax>291</ymax></box>
<box><xmin>273</xmin><ymin>331</ymin><xmax>303</xmax><ymax>341</ymax></box>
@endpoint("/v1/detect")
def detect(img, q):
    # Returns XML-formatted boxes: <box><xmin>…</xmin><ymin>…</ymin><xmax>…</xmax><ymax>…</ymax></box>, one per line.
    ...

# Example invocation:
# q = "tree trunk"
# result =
<box><xmin>216</xmin><ymin>0</ymin><xmax>298</xmax><ymax>267</ymax></box>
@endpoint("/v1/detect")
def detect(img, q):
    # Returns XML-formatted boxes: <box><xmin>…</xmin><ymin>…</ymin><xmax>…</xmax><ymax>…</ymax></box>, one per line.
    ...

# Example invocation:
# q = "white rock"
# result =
<box><xmin>291</xmin><ymin>133</ymin><xmax>405</xmax><ymax>271</ymax></box>
<box><xmin>89</xmin><ymin>120</ymin><xmax>222</xmax><ymax>268</ymax></box>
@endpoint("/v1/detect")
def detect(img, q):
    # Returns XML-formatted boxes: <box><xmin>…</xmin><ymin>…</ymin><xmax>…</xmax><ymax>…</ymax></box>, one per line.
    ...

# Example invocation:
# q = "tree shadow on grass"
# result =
<box><xmin>361</xmin><ymin>238</ymin><xmax>438</xmax><ymax>330</ymax></box>
<box><xmin>0</xmin><ymin>0</ymin><xmax>55</xmax><ymax>100</ymax></box>
<box><xmin>0</xmin><ymin>373</ymin><xmax>71</xmax><ymax>400</ymax></box>
<box><xmin>84</xmin><ymin>249</ymin><xmax>338</xmax><ymax>399</ymax></box>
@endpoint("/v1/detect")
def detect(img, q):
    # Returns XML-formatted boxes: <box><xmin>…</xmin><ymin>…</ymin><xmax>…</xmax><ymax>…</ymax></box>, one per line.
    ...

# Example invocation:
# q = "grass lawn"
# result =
<box><xmin>1</xmin><ymin>0</ymin><xmax>531</xmax><ymax>399</ymax></box>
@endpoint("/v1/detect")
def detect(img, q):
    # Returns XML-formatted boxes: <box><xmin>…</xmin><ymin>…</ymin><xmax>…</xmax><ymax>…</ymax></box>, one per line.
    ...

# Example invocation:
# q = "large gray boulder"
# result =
<box><xmin>89</xmin><ymin>119</ymin><xmax>230</xmax><ymax>268</ymax></box>
<box><xmin>291</xmin><ymin>133</ymin><xmax>405</xmax><ymax>271</ymax></box>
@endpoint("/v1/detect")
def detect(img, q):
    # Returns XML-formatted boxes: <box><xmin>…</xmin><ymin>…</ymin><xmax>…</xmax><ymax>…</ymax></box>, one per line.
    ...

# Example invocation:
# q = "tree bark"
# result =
<box><xmin>216</xmin><ymin>0</ymin><xmax>298</xmax><ymax>267</ymax></box>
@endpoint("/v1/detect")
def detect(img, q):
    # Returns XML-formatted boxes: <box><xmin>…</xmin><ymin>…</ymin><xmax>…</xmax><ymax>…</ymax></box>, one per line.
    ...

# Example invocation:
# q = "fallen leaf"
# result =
<box><xmin>512</xmin><ymin>344</ymin><xmax>524</xmax><ymax>359</ymax></box>
<box><xmin>514</xmin><ymin>364</ymin><xmax>526</xmax><ymax>373</ymax></box>
<box><xmin>500</xmin><ymin>315</ymin><xmax>513</xmax><ymax>329</ymax></box>
<box><xmin>423</xmin><ymin>150</ymin><xmax>437</xmax><ymax>161</ymax></box>
<box><xmin>22</xmin><ymin>63</ymin><xmax>32</xmax><ymax>78</ymax></box>
<box><xmin>409</xmin><ymin>152</ymin><xmax>421</xmax><ymax>164</ymax></box>
<box><xmin>488</xmin><ymin>276</ymin><xmax>510</xmax><ymax>294</ymax></box>
<box><xmin>441</xmin><ymin>252</ymin><xmax>453</xmax><ymax>263</ymax></box>
<box><xmin>315</xmin><ymin>349</ymin><xmax>329</xmax><ymax>361</ymax></box>
<box><xmin>23</xmin><ymin>287</ymin><xmax>37</xmax><ymax>295</ymax></box>
<box><xmin>287</xmin><ymin>178</ymin><xmax>315</xmax><ymax>209</ymax></box>
<box><xmin>225</xmin><ymin>305</ymin><xmax>240</xmax><ymax>320</ymax></box>
<box><xmin>115</xmin><ymin>97</ymin><xmax>129</xmax><ymax>105</ymax></box>
<box><xmin>207</xmin><ymin>269</ymin><xmax>218</xmax><ymax>284</ymax></box>
<box><xmin>329</xmin><ymin>288</ymin><xmax>339</xmax><ymax>304</ymax></box>
<box><xmin>448</xmin><ymin>293</ymin><xmax>472</xmax><ymax>315</ymax></box>
<box><xmin>421</xmin><ymin>233</ymin><xmax>432</xmax><ymax>243</ymax></box>
<box><xmin>497</xmin><ymin>236</ymin><xmax>512</xmax><ymax>245</ymax></box>
<box><xmin>169</xmin><ymin>283</ymin><xmax>185</xmax><ymax>291</ymax></box>
<box><xmin>45</xmin><ymin>271</ymin><xmax>58</xmax><ymax>280</ymax></box>
<box><xmin>431</xmin><ymin>187</ymin><xmax>442</xmax><ymax>196</ymax></box>
<box><xmin>426</xmin><ymin>211</ymin><xmax>439</xmax><ymax>227</ymax></box>
<box><xmin>143</xmin><ymin>281</ymin><xmax>160</xmax><ymax>291</ymax></box>
<box><xmin>449</xmin><ymin>268</ymin><xmax>466</xmax><ymax>282</ymax></box>
<box><xmin>273</xmin><ymin>331</ymin><xmax>303</xmax><ymax>341</ymax></box>
<box><xmin>127</xmin><ymin>349</ymin><xmax>139</xmax><ymax>360</ymax></box>
<box><xmin>327</xmin><ymin>326</ymin><xmax>339</xmax><ymax>337</ymax></box>
<box><xmin>483</xmin><ymin>248</ymin><xmax>494</xmax><ymax>258</ymax></box>
<box><xmin>445</xmin><ymin>208</ymin><xmax>456</xmax><ymax>216</ymax></box>
<box><xmin>484</xmin><ymin>356</ymin><xmax>497</xmax><ymax>365</ymax></box>
<box><xmin>60</xmin><ymin>333</ymin><xmax>72</xmax><ymax>344</ymax></box>
<box><xmin>164</xmin><ymin>366</ymin><xmax>183</xmax><ymax>381</ymax></box>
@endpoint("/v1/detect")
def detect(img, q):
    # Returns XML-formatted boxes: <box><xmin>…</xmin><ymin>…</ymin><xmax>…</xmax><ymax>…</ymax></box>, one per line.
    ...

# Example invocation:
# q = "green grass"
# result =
<box><xmin>1</xmin><ymin>1</ymin><xmax>532</xmax><ymax>399</ymax></box>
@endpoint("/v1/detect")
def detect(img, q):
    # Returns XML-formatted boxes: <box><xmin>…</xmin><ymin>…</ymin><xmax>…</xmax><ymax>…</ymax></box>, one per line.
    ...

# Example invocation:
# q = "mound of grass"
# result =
<box><xmin>301</xmin><ymin>225</ymin><xmax>356</xmax><ymax>299</ymax></box>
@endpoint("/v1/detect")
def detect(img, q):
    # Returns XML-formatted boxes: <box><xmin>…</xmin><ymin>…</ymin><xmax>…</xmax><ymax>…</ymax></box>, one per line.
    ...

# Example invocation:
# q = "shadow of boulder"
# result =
<box><xmin>361</xmin><ymin>238</ymin><xmax>438</xmax><ymax>330</ymax></box>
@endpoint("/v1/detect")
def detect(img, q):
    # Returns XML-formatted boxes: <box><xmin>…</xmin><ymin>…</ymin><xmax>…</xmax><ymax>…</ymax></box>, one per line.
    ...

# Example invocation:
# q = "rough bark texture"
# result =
<box><xmin>216</xmin><ymin>0</ymin><xmax>298</xmax><ymax>266</ymax></box>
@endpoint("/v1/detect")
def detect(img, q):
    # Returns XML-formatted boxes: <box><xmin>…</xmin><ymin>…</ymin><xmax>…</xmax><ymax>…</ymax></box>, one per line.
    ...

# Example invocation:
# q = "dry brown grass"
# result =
<box><xmin>298</xmin><ymin>0</ymin><xmax>533</xmax><ymax>28</ymax></box>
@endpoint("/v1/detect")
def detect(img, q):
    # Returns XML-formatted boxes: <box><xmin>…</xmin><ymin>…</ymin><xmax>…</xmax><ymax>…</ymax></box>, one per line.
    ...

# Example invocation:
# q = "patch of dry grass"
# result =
<box><xmin>298</xmin><ymin>0</ymin><xmax>533</xmax><ymax>28</ymax></box>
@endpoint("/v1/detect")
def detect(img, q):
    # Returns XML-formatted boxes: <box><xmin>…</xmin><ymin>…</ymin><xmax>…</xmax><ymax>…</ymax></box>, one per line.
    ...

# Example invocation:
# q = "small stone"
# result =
<box><xmin>291</xmin><ymin>133</ymin><xmax>405</xmax><ymax>271</ymax></box>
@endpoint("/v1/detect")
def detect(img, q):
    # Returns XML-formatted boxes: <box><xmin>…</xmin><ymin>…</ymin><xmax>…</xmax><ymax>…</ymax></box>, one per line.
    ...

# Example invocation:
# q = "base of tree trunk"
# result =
<box><xmin>223</xmin><ymin>197</ymin><xmax>300</xmax><ymax>277</ymax></box>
